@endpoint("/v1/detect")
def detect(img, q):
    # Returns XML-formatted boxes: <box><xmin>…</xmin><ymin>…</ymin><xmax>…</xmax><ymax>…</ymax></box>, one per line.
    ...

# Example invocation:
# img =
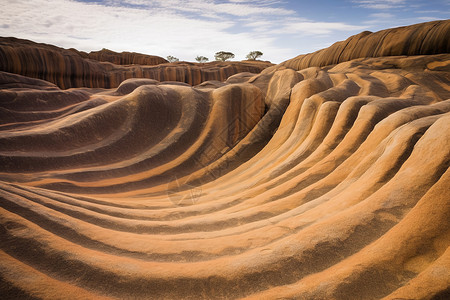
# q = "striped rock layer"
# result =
<box><xmin>0</xmin><ymin>37</ymin><xmax>272</xmax><ymax>89</ymax></box>
<box><xmin>277</xmin><ymin>20</ymin><xmax>450</xmax><ymax>71</ymax></box>
<box><xmin>0</xmin><ymin>21</ymin><xmax>449</xmax><ymax>299</ymax></box>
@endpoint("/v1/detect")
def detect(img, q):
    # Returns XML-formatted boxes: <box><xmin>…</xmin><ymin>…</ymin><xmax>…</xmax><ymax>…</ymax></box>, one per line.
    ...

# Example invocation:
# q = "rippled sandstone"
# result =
<box><xmin>0</xmin><ymin>20</ymin><xmax>449</xmax><ymax>300</ymax></box>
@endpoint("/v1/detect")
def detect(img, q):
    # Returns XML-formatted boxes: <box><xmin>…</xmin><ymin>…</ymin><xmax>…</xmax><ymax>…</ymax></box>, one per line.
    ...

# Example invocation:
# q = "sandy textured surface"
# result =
<box><xmin>0</xmin><ymin>20</ymin><xmax>449</xmax><ymax>299</ymax></box>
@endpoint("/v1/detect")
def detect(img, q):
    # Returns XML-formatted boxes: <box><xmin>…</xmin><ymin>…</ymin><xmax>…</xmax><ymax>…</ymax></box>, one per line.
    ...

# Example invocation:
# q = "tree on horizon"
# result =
<box><xmin>167</xmin><ymin>55</ymin><xmax>179</xmax><ymax>62</ymax></box>
<box><xmin>214</xmin><ymin>51</ymin><xmax>235</xmax><ymax>61</ymax></box>
<box><xmin>195</xmin><ymin>56</ymin><xmax>209</xmax><ymax>63</ymax></box>
<box><xmin>246</xmin><ymin>51</ymin><xmax>263</xmax><ymax>60</ymax></box>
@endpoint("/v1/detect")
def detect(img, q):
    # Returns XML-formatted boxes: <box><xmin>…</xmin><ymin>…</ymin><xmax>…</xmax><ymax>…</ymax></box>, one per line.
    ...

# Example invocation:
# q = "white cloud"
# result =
<box><xmin>415</xmin><ymin>10</ymin><xmax>441</xmax><ymax>14</ymax></box>
<box><xmin>415</xmin><ymin>9</ymin><xmax>450</xmax><ymax>15</ymax></box>
<box><xmin>0</xmin><ymin>0</ymin><xmax>255</xmax><ymax>59</ymax></box>
<box><xmin>363</xmin><ymin>12</ymin><xmax>397</xmax><ymax>25</ymax></box>
<box><xmin>352</xmin><ymin>0</ymin><xmax>406</xmax><ymax>9</ymax></box>
<box><xmin>417</xmin><ymin>16</ymin><xmax>442</xmax><ymax>21</ymax></box>
<box><xmin>120</xmin><ymin>0</ymin><xmax>295</xmax><ymax>17</ymax></box>
<box><xmin>369</xmin><ymin>12</ymin><xmax>395</xmax><ymax>18</ymax></box>
<box><xmin>282</xmin><ymin>20</ymin><xmax>366</xmax><ymax>35</ymax></box>
<box><xmin>0</xmin><ymin>0</ymin><xmax>371</xmax><ymax>63</ymax></box>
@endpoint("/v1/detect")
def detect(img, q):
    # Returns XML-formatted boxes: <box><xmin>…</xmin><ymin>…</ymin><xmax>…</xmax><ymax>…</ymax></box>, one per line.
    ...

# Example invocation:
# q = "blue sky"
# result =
<box><xmin>1</xmin><ymin>0</ymin><xmax>449</xmax><ymax>63</ymax></box>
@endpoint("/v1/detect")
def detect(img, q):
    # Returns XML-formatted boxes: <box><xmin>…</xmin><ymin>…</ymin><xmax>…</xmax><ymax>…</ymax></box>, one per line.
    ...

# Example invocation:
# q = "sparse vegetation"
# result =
<box><xmin>246</xmin><ymin>51</ymin><xmax>263</xmax><ymax>60</ymax></box>
<box><xmin>166</xmin><ymin>55</ymin><xmax>179</xmax><ymax>62</ymax></box>
<box><xmin>195</xmin><ymin>56</ymin><xmax>209</xmax><ymax>63</ymax></box>
<box><xmin>214</xmin><ymin>51</ymin><xmax>235</xmax><ymax>61</ymax></box>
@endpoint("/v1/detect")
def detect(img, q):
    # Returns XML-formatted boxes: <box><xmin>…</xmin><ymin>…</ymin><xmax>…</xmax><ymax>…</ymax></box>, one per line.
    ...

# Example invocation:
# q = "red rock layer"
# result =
<box><xmin>277</xmin><ymin>20</ymin><xmax>450</xmax><ymax>71</ymax></box>
<box><xmin>0</xmin><ymin>37</ymin><xmax>272</xmax><ymax>89</ymax></box>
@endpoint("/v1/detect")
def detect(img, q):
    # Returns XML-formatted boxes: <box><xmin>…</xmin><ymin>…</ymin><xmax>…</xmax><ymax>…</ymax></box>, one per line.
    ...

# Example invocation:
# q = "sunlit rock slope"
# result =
<box><xmin>0</xmin><ymin>20</ymin><xmax>449</xmax><ymax>299</ymax></box>
<box><xmin>277</xmin><ymin>19</ymin><xmax>449</xmax><ymax>70</ymax></box>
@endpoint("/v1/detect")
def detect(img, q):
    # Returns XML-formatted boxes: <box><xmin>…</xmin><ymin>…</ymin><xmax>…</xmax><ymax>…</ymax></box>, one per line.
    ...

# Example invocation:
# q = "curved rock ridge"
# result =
<box><xmin>277</xmin><ymin>20</ymin><xmax>450</xmax><ymax>71</ymax></box>
<box><xmin>0</xmin><ymin>37</ymin><xmax>272</xmax><ymax>89</ymax></box>
<box><xmin>83</xmin><ymin>48</ymin><xmax>168</xmax><ymax>66</ymax></box>
<box><xmin>0</xmin><ymin>47</ymin><xmax>449</xmax><ymax>299</ymax></box>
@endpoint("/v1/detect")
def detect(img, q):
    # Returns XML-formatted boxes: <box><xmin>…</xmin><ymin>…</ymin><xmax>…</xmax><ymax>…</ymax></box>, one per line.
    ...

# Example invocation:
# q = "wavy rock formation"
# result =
<box><xmin>0</xmin><ymin>21</ymin><xmax>449</xmax><ymax>299</ymax></box>
<box><xmin>277</xmin><ymin>20</ymin><xmax>450</xmax><ymax>71</ymax></box>
<box><xmin>0</xmin><ymin>37</ymin><xmax>272</xmax><ymax>89</ymax></box>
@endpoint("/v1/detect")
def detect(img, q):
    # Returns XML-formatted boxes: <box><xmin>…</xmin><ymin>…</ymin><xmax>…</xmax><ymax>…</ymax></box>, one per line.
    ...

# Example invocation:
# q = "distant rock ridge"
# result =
<box><xmin>0</xmin><ymin>37</ymin><xmax>272</xmax><ymax>89</ymax></box>
<box><xmin>82</xmin><ymin>48</ymin><xmax>168</xmax><ymax>65</ymax></box>
<box><xmin>277</xmin><ymin>20</ymin><xmax>450</xmax><ymax>71</ymax></box>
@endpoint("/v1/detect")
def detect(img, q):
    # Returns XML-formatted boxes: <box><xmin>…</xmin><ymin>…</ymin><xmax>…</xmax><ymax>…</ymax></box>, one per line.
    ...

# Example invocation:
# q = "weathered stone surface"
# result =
<box><xmin>0</xmin><ymin>21</ymin><xmax>449</xmax><ymax>299</ymax></box>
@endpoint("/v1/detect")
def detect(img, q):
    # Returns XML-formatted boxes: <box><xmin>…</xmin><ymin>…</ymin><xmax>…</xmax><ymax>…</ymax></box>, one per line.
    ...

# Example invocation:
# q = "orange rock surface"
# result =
<box><xmin>0</xmin><ymin>20</ymin><xmax>449</xmax><ymax>299</ymax></box>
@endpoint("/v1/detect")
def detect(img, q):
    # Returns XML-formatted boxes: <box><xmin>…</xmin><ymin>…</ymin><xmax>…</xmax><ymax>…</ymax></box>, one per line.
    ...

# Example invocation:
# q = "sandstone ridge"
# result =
<box><xmin>77</xmin><ymin>48</ymin><xmax>169</xmax><ymax>66</ymax></box>
<box><xmin>277</xmin><ymin>20</ymin><xmax>450</xmax><ymax>71</ymax></box>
